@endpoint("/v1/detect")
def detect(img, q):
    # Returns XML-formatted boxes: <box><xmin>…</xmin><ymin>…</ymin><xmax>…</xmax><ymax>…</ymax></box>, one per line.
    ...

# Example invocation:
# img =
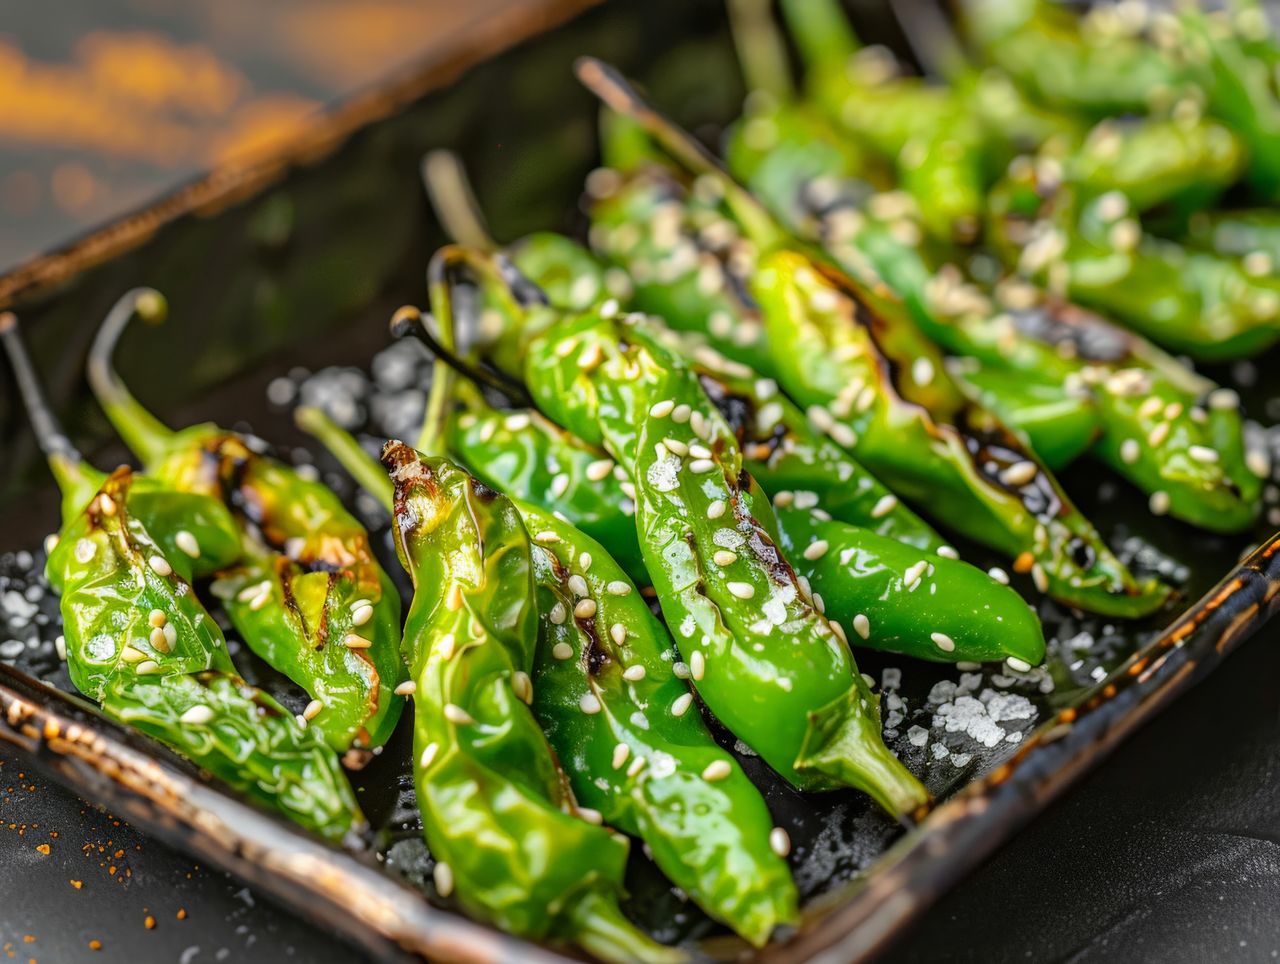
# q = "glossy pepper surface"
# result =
<box><xmin>87</xmin><ymin>289</ymin><xmax>404</xmax><ymax>754</ymax></box>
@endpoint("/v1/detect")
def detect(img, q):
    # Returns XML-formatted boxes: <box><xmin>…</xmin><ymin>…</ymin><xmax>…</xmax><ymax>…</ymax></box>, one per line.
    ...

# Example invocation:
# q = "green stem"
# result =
<box><xmin>727</xmin><ymin>0</ymin><xmax>794</xmax><ymax>100</ymax></box>
<box><xmin>420</xmin><ymin>150</ymin><xmax>499</xmax><ymax>251</ymax></box>
<box><xmin>293</xmin><ymin>407</ymin><xmax>392</xmax><ymax>512</ymax></box>
<box><xmin>779</xmin><ymin>0</ymin><xmax>860</xmax><ymax>71</ymax></box>
<box><xmin>569</xmin><ymin>891</ymin><xmax>688</xmax><ymax>964</ymax></box>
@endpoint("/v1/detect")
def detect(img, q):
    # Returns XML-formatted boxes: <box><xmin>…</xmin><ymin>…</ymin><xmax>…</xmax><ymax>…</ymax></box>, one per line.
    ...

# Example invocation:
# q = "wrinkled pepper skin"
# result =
<box><xmin>751</xmin><ymin>250</ymin><xmax>1168</xmax><ymax>617</ymax></box>
<box><xmin>522</xmin><ymin>502</ymin><xmax>798</xmax><ymax>947</ymax></box>
<box><xmin>46</xmin><ymin>469</ymin><xmax>362</xmax><ymax>841</ymax></box>
<box><xmin>510</xmin><ymin>305</ymin><xmax>927</xmax><ymax>814</ymax></box>
<box><xmin>89</xmin><ymin>290</ymin><xmax>404</xmax><ymax>753</ymax></box>
<box><xmin>381</xmin><ymin>443</ymin><xmax>676</xmax><ymax>964</ymax></box>
<box><xmin>1185</xmin><ymin>208</ymin><xmax>1280</xmax><ymax>267</ymax></box>
<box><xmin>776</xmin><ymin>506</ymin><xmax>1045</xmax><ymax>667</ymax></box>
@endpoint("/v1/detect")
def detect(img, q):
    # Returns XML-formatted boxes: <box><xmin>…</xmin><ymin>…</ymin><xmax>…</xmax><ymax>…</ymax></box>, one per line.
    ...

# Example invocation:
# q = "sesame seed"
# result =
<box><xmin>706</xmin><ymin>500</ymin><xmax>726</xmax><ymax>519</ymax></box>
<box><xmin>43</xmin><ymin>533</ymin><xmax>59</xmax><ymax>555</ymax></box>
<box><xmin>345</xmin><ymin>633</ymin><xmax>372</xmax><ymax>649</ymax></box>
<box><xmin>148</xmin><ymin>609</ymin><xmax>166</xmax><ymax>628</ymax></box>
<box><xmin>420</xmin><ymin>742</ymin><xmax>438</xmax><ymax>769</ymax></box>
<box><xmin>179</xmin><ymin>705</ymin><xmax>214</xmax><ymax>726</ymax></box>
<box><xmin>1120</xmin><ymin>438</ymin><xmax>1140</xmax><ymax>464</ymax></box>
<box><xmin>627</xmin><ymin>755</ymin><xmax>647</xmax><ymax>778</ymax></box>
<box><xmin>74</xmin><ymin>538</ymin><xmax>96</xmax><ymax>564</ymax></box>
<box><xmin>612</xmin><ymin>743</ymin><xmax>630</xmax><ymax>769</ymax></box>
<box><xmin>988</xmin><ymin>567</ymin><xmax>1010</xmax><ymax>585</ymax></box>
<box><xmin>174</xmin><ymin>530</ymin><xmax>200</xmax><ymax>558</ymax></box>
<box><xmin>580</xmin><ymin>693</ymin><xmax>602</xmax><ymax>714</ymax></box>
<box><xmin>999</xmin><ymin>461</ymin><xmax>1037</xmax><ymax>487</ymax></box>
<box><xmin>1163</xmin><ymin>402</ymin><xmax>1183</xmax><ymax>421</ymax></box>
<box><xmin>1006</xmin><ymin>656</ymin><xmax>1032</xmax><ymax>673</ymax></box>
<box><xmin>794</xmin><ymin>491</ymin><xmax>819</xmax><ymax>509</ymax></box>
<box><xmin>512</xmin><ymin>671</ymin><xmax>533</xmax><ymax>704</ymax></box>
<box><xmin>163</xmin><ymin>623</ymin><xmax>176</xmax><ymax>649</ymax></box>
<box><xmin>1031</xmin><ymin>564</ymin><xmax>1049</xmax><ymax>592</ymax></box>
<box><xmin>302</xmin><ymin>699</ymin><xmax>324</xmax><ymax>721</ymax></box>
<box><xmin>1137</xmin><ymin>396</ymin><xmax>1163</xmax><ymax>419</ymax></box>
<box><xmin>853</xmin><ymin>614</ymin><xmax>870</xmax><ymax>640</ymax></box>
<box><xmin>690</xmin><ymin>411</ymin><xmax>710</xmax><ymax>439</ymax></box>
<box><xmin>713</xmin><ymin>550</ymin><xmax>737</xmax><ymax>566</ymax></box>
<box><xmin>578</xmin><ymin>343</ymin><xmax>604</xmax><ymax>369</ymax></box>
<box><xmin>97</xmin><ymin>494</ymin><xmax>117</xmax><ymax>516</ymax></box>
<box><xmin>552</xmin><ymin>641</ymin><xmax>574</xmax><ymax>660</ymax></box>
<box><xmin>807</xmin><ymin>405</ymin><xmax>835</xmax><ymax>434</ymax></box>
<box><xmin>574</xmin><ymin>599</ymin><xmax>598</xmax><ymax>619</ymax></box>
<box><xmin>813</xmin><ymin>592</ymin><xmax>825</xmax><ymax>614</ymax></box>
<box><xmin>830</xmin><ymin>422</ymin><xmax>858</xmax><ymax>448</ymax></box>
<box><xmin>249</xmin><ymin>589</ymin><xmax>271</xmax><ymax>611</ymax></box>
<box><xmin>770</xmin><ymin>827</ymin><xmax>791</xmax><ymax>857</ymax></box>
<box><xmin>871</xmin><ymin>494</ymin><xmax>898</xmax><ymax>518</ymax></box>
<box><xmin>586</xmin><ymin>459</ymin><xmax>614</xmax><ymax>481</ymax></box>
<box><xmin>690</xmin><ymin>650</ymin><xmax>705</xmax><ymax>680</ymax></box>
<box><xmin>671</xmin><ymin>693</ymin><xmax>694</xmax><ymax>717</ymax></box>
<box><xmin>672</xmin><ymin>404</ymin><xmax>691</xmax><ymax>423</ymax></box>
<box><xmin>1149</xmin><ymin>490</ymin><xmax>1171</xmax><ymax>515</ymax></box>
<box><xmin>702</xmin><ymin>760</ymin><xmax>732</xmax><ymax>782</ymax></box>
<box><xmin>689</xmin><ymin>458</ymin><xmax>716</xmax><ymax>474</ymax></box>
<box><xmin>937</xmin><ymin>546</ymin><xmax>959</xmax><ymax>560</ymax></box>
<box><xmin>649</xmin><ymin>400</ymin><xmax>675</xmax><ymax>418</ymax></box>
<box><xmin>148</xmin><ymin>556</ymin><xmax>173</xmax><ymax>578</ymax></box>
<box><xmin>433</xmin><ymin>861</ymin><xmax>454</xmax><ymax>898</ymax></box>
<box><xmin>912</xmin><ymin>357</ymin><xmax>934</xmax><ymax>386</ymax></box>
<box><xmin>504</xmin><ymin>413</ymin><xmax>531</xmax><ymax>431</ymax></box>
<box><xmin>664</xmin><ymin>437</ymin><xmax>689</xmax><ymax>457</ymax></box>
<box><xmin>1147</xmin><ymin>422</ymin><xmax>1170</xmax><ymax>447</ymax></box>
<box><xmin>54</xmin><ymin>636</ymin><xmax>66</xmax><ymax>661</ymax></box>
<box><xmin>395</xmin><ymin>681</ymin><xmax>418</xmax><ymax>696</ymax></box>
<box><xmin>931</xmin><ymin>632</ymin><xmax>956</xmax><ymax>652</ymax></box>
<box><xmin>726</xmin><ymin>581</ymin><xmax>755</xmax><ymax>599</ymax></box>
<box><xmin>903</xmin><ymin>560</ymin><xmax>928</xmax><ymax>589</ymax></box>
<box><xmin>803</xmin><ymin>539</ymin><xmax>829</xmax><ymax>560</ymax></box>
<box><xmin>534</xmin><ymin>530</ymin><xmax>560</xmax><ymax>544</ymax></box>
<box><xmin>673</xmin><ymin>661</ymin><xmax>690</xmax><ymax>679</ymax></box>
<box><xmin>120</xmin><ymin>646</ymin><xmax>145</xmax><ymax>663</ymax></box>
<box><xmin>610</xmin><ymin>623</ymin><xmax>628</xmax><ymax>646</ymax></box>
<box><xmin>549</xmin><ymin>474</ymin><xmax>570</xmax><ymax>499</ymax></box>
<box><xmin>135</xmin><ymin>659</ymin><xmax>161</xmax><ymax>675</ymax></box>
<box><xmin>1247</xmin><ymin>448</ymin><xmax>1271</xmax><ymax>478</ymax></box>
<box><xmin>443</xmin><ymin>703</ymin><xmax>472</xmax><ymax>724</ymax></box>
<box><xmin>773</xmin><ymin>490</ymin><xmax>794</xmax><ymax>507</ymax></box>
<box><xmin>568</xmin><ymin>574</ymin><xmax>589</xmax><ymax>598</ymax></box>
<box><xmin>1188</xmin><ymin>445</ymin><xmax>1219</xmax><ymax>464</ymax></box>
<box><xmin>351</xmin><ymin>604</ymin><xmax>374</xmax><ymax>627</ymax></box>
<box><xmin>606</xmin><ymin>581</ymin><xmax>631</xmax><ymax>596</ymax></box>
<box><xmin>149</xmin><ymin>627</ymin><xmax>169</xmax><ymax>653</ymax></box>
<box><xmin>445</xmin><ymin>585</ymin><xmax>463</xmax><ymax>611</ymax></box>
<box><xmin>828</xmin><ymin>619</ymin><xmax>848</xmax><ymax>644</ymax></box>
<box><xmin>1208</xmin><ymin>387</ymin><xmax>1239</xmax><ymax>411</ymax></box>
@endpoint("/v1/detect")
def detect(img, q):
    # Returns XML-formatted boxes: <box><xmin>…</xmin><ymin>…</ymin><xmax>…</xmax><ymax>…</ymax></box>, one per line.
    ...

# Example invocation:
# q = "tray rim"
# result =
<box><xmin>1</xmin><ymin>2</ymin><xmax>1278</xmax><ymax>961</ymax></box>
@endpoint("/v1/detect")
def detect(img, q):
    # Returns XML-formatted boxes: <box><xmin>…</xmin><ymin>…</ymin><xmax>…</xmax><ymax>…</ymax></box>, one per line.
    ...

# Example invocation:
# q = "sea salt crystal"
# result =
<box><xmin>907</xmin><ymin>725</ymin><xmax>929</xmax><ymax>747</ymax></box>
<box><xmin>881</xmin><ymin>667</ymin><xmax>902</xmax><ymax>691</ymax></box>
<box><xmin>935</xmin><ymin>696</ymin><xmax>1006</xmax><ymax>748</ymax></box>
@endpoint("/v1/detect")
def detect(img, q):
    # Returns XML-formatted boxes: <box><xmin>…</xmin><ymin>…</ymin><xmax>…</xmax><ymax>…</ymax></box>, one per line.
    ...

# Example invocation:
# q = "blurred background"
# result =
<box><xmin>0</xmin><ymin>0</ymin><xmax>524</xmax><ymax>269</ymax></box>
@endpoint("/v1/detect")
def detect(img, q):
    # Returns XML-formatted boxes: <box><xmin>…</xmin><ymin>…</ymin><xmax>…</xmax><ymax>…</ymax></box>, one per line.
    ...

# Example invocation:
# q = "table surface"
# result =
<box><xmin>2</xmin><ymin>3</ymin><xmax>1279</xmax><ymax>963</ymax></box>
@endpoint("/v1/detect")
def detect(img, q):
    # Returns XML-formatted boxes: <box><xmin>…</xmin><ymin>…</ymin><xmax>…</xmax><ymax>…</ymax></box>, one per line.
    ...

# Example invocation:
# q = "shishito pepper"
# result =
<box><xmin>574</xmin><ymin>58</ymin><xmax>1166</xmax><ymax>618</ymax></box>
<box><xmin>299</xmin><ymin>405</ymin><xmax>799</xmax><ymax>947</ymax></box>
<box><xmin>1185</xmin><ymin>208</ymin><xmax>1280</xmax><ymax>269</ymax></box>
<box><xmin>380</xmin><ymin>441</ymin><xmax>679</xmax><ymax>963</ymax></box>
<box><xmin>87</xmin><ymin>289</ymin><xmax>404</xmax><ymax>755</ymax></box>
<box><xmin>0</xmin><ymin>314</ymin><xmax>360</xmax><ymax>841</ymax></box>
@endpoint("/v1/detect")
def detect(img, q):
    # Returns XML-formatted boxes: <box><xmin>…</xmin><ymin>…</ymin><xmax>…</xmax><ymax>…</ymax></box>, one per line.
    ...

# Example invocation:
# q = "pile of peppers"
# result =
<box><xmin>3</xmin><ymin>1</ymin><xmax>1278</xmax><ymax>959</ymax></box>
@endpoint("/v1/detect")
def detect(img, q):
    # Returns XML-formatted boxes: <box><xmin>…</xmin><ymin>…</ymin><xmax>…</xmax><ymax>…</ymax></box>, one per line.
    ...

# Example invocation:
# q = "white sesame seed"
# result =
<box><xmin>120</xmin><ymin>646</ymin><xmax>145</xmax><ymax>663</ymax></box>
<box><xmin>148</xmin><ymin>556</ymin><xmax>173</xmax><ymax>577</ymax></box>
<box><xmin>1137</xmin><ymin>396</ymin><xmax>1163</xmax><ymax>419</ymax></box>
<box><xmin>433</xmin><ymin>861</ymin><xmax>454</xmax><ymax>898</ymax></box>
<box><xmin>549</xmin><ymin>602</ymin><xmax>567</xmax><ymax>625</ymax></box>
<box><xmin>1163</xmin><ymin>402</ymin><xmax>1183</xmax><ymax>421</ymax></box>
<box><xmin>174</xmin><ymin>530</ymin><xmax>200</xmax><ymax>558</ymax></box>
<box><xmin>936</xmin><ymin>545</ymin><xmax>959</xmax><ymax>560</ymax></box>
<box><xmin>567</xmin><ymin>574</ymin><xmax>588</xmax><ymax>598</ymax></box>
<box><xmin>793</xmin><ymin>491</ymin><xmax>819</xmax><ymax>510</ymax></box>
<box><xmin>578</xmin><ymin>553</ymin><xmax>592</xmax><ymax>573</ymax></box>
<box><xmin>43</xmin><ymin>533</ymin><xmax>59</xmax><ymax>555</ymax></box>
<box><xmin>611</xmin><ymin>623</ymin><xmax>628</xmax><ymax>646</ymax></box>
<box><xmin>580</xmin><ymin>692</ymin><xmax>602</xmax><ymax>714</ymax></box>
<box><xmin>395</xmin><ymin>680</ymin><xmax>418</xmax><ymax>696</ymax></box>
<box><xmin>671</xmin><ymin>693</ymin><xmax>694</xmax><ymax>717</ymax></box>
<box><xmin>622</xmin><ymin>664</ymin><xmax>645</xmax><ymax>682</ymax></box>
<box><xmin>612</xmin><ymin>743</ymin><xmax>630</xmax><ymax>769</ymax></box>
<box><xmin>803</xmin><ymin>539</ymin><xmax>829</xmax><ymax>560</ymax></box>
<box><xmin>830</xmin><ymin>422</ymin><xmax>858</xmax><ymax>448</ymax></box>
<box><xmin>163</xmin><ymin>623</ymin><xmax>176</xmax><ymax>649</ymax></box>
<box><xmin>871</xmin><ymin>494</ymin><xmax>898</xmax><ymax>518</ymax></box>
<box><xmin>673</xmin><ymin>661</ymin><xmax>690</xmax><ymax>679</ymax></box>
<box><xmin>807</xmin><ymin>405</ymin><xmax>835</xmax><ymax>434</ymax></box>
<box><xmin>672</xmin><ymin>404</ymin><xmax>692</xmax><ymax>423</ymax></box>
<box><xmin>853</xmin><ymin>614</ymin><xmax>870</xmax><ymax>640</ymax></box>
<box><xmin>179</xmin><ymin>705</ymin><xmax>214</xmax><ymax>726</ymax></box>
<box><xmin>706</xmin><ymin>499</ymin><xmax>726</xmax><ymax>519</ymax></box>
<box><xmin>1120</xmin><ymin>438</ymin><xmax>1140</xmax><ymax>464</ymax></box>
<box><xmin>549</xmin><ymin>474</ymin><xmax>570</xmax><ymax>499</ymax></box>
<box><xmin>1188</xmin><ymin>445</ymin><xmax>1219</xmax><ymax>464</ymax></box>
<box><xmin>813</xmin><ymin>592</ymin><xmax>825</xmax><ymax>614</ymax></box>
<box><xmin>420</xmin><ymin>742</ymin><xmax>439</xmax><ymax>769</ymax></box>
<box><xmin>999</xmin><ymin>461</ymin><xmax>1038</xmax><ymax>487</ymax></box>
<box><xmin>1247</xmin><ymin>448</ymin><xmax>1271</xmax><ymax>478</ymax></box>
<box><xmin>574</xmin><ymin>599</ymin><xmax>597</xmax><ymax>619</ymax></box>
<box><xmin>1006</xmin><ymin>656</ymin><xmax>1032</xmax><ymax>673</ymax></box>
<box><xmin>1147</xmin><ymin>422</ymin><xmax>1170</xmax><ymax>447</ymax></box>
<box><xmin>713</xmin><ymin>550</ymin><xmax>737</xmax><ymax>567</ymax></box>
<box><xmin>1031</xmin><ymin>564</ymin><xmax>1049</xmax><ymax>592</ymax></box>
<box><xmin>773</xmin><ymin>490</ymin><xmax>794</xmax><ymax>507</ymax></box>
<box><xmin>770</xmin><ymin>827</ymin><xmax>791</xmax><ymax>857</ymax></box>
<box><xmin>351</xmin><ymin>604</ymin><xmax>374</xmax><ymax>627</ymax></box>
<box><xmin>148</xmin><ymin>609</ymin><xmax>166</xmax><ymax>628</ymax></box>
<box><xmin>627</xmin><ymin>755</ymin><xmax>647</xmax><ymax>778</ymax></box>
<box><xmin>606</xmin><ymin>581</ymin><xmax>631</xmax><ymax>596</ymax></box>
<box><xmin>149</xmin><ymin>626</ymin><xmax>169</xmax><ymax>653</ymax></box>
<box><xmin>249</xmin><ymin>588</ymin><xmax>271</xmax><ymax>611</ymax></box>
<box><xmin>586</xmin><ymin>459</ymin><xmax>614</xmax><ymax>481</ymax></box>
<box><xmin>702</xmin><ymin>760</ymin><xmax>732</xmax><ymax>781</ymax></box>
<box><xmin>726</xmin><ymin>581</ymin><xmax>755</xmax><ymax>599</ymax></box>
<box><xmin>689</xmin><ymin>458</ymin><xmax>716</xmax><ymax>474</ymax></box>
<box><xmin>664</xmin><ymin>437</ymin><xmax>689</xmax><ymax>457</ymax></box>
<box><xmin>931</xmin><ymin>632</ymin><xmax>956</xmax><ymax>653</ymax></box>
<box><xmin>912</xmin><ymin>357</ymin><xmax>935</xmax><ymax>386</ymax></box>
<box><xmin>828</xmin><ymin>619</ymin><xmax>848</xmax><ymax>644</ymax></box>
<box><xmin>302</xmin><ymin>699</ymin><xmax>324</xmax><ymax>721</ymax></box>
<box><xmin>97</xmin><ymin>494</ymin><xmax>117</xmax><ymax>516</ymax></box>
<box><xmin>74</xmin><ymin>538</ymin><xmax>96</xmax><ymax>564</ymax></box>
<box><xmin>504</xmin><ymin>412</ymin><xmax>531</xmax><ymax>432</ymax></box>
<box><xmin>903</xmin><ymin>560</ymin><xmax>928</xmax><ymax>589</ymax></box>
<box><xmin>578</xmin><ymin>342</ymin><xmax>604</xmax><ymax>369</ymax></box>
<box><xmin>988</xmin><ymin>567</ymin><xmax>1010</xmax><ymax>585</ymax></box>
<box><xmin>690</xmin><ymin>650</ymin><xmax>705</xmax><ymax>681</ymax></box>
<box><xmin>1149</xmin><ymin>490</ymin><xmax>1171</xmax><ymax>515</ymax></box>
<box><xmin>512</xmin><ymin>671</ymin><xmax>533</xmax><ymax>704</ymax></box>
<box><xmin>552</xmin><ymin>641</ymin><xmax>574</xmax><ymax>660</ymax></box>
<box><xmin>345</xmin><ymin>633</ymin><xmax>373</xmax><ymax>649</ymax></box>
<box><xmin>1208</xmin><ymin>387</ymin><xmax>1239</xmax><ymax>411</ymax></box>
<box><xmin>649</xmin><ymin>399</ymin><xmax>675</xmax><ymax>418</ymax></box>
<box><xmin>295</xmin><ymin>714</ymin><xmax>307</xmax><ymax>728</ymax></box>
<box><xmin>445</xmin><ymin>585</ymin><xmax>463</xmax><ymax>611</ymax></box>
<box><xmin>237</xmin><ymin>581</ymin><xmax>268</xmax><ymax>602</ymax></box>
<box><xmin>443</xmin><ymin>702</ymin><xmax>473</xmax><ymax>724</ymax></box>
<box><xmin>54</xmin><ymin>636</ymin><xmax>66</xmax><ymax>661</ymax></box>
<box><xmin>135</xmin><ymin>659</ymin><xmax>161</xmax><ymax>675</ymax></box>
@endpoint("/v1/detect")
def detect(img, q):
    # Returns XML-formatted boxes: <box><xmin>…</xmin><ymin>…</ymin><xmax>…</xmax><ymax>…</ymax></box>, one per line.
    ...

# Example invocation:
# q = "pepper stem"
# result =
<box><xmin>87</xmin><ymin>287</ymin><xmax>176</xmax><ymax>466</ymax></box>
<box><xmin>293</xmin><ymin>406</ymin><xmax>393</xmax><ymax>512</ymax></box>
<box><xmin>726</xmin><ymin>0</ymin><xmax>794</xmax><ymax>101</ymax></box>
<box><xmin>569</xmin><ymin>890</ymin><xmax>688</xmax><ymax>964</ymax></box>
<box><xmin>574</xmin><ymin>57</ymin><xmax>786</xmax><ymax>252</ymax></box>
<box><xmin>0</xmin><ymin>312</ymin><xmax>101</xmax><ymax>516</ymax></box>
<box><xmin>420</xmin><ymin>150</ymin><xmax>499</xmax><ymax>252</ymax></box>
<box><xmin>778</xmin><ymin>0</ymin><xmax>861</xmax><ymax>72</ymax></box>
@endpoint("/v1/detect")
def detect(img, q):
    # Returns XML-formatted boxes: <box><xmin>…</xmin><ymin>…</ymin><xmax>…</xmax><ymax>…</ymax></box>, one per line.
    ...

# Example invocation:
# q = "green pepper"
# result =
<box><xmin>1185</xmin><ymin>208</ymin><xmax>1280</xmax><ymax>270</ymax></box>
<box><xmin>775</xmin><ymin>506</ymin><xmax>1044</xmax><ymax>667</ymax></box>
<box><xmin>380</xmin><ymin>441</ymin><xmax>679</xmax><ymax>963</ymax></box>
<box><xmin>574</xmin><ymin>59</ymin><xmax>1166</xmax><ymax>617</ymax></box>
<box><xmin>0</xmin><ymin>314</ymin><xmax>360</xmax><ymax>841</ymax></box>
<box><xmin>87</xmin><ymin>289</ymin><xmax>405</xmax><ymax>754</ymax></box>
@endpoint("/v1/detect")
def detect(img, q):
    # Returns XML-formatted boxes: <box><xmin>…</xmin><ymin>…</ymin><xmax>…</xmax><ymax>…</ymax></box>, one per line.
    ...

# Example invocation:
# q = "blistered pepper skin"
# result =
<box><xmin>382</xmin><ymin>443</ymin><xmax>677</xmax><ymax>963</ymax></box>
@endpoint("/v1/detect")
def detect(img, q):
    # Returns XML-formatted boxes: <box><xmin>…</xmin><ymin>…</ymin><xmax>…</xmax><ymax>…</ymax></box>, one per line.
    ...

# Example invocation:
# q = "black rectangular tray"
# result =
<box><xmin>1</xmin><ymin>2</ymin><xmax>1278</xmax><ymax>960</ymax></box>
